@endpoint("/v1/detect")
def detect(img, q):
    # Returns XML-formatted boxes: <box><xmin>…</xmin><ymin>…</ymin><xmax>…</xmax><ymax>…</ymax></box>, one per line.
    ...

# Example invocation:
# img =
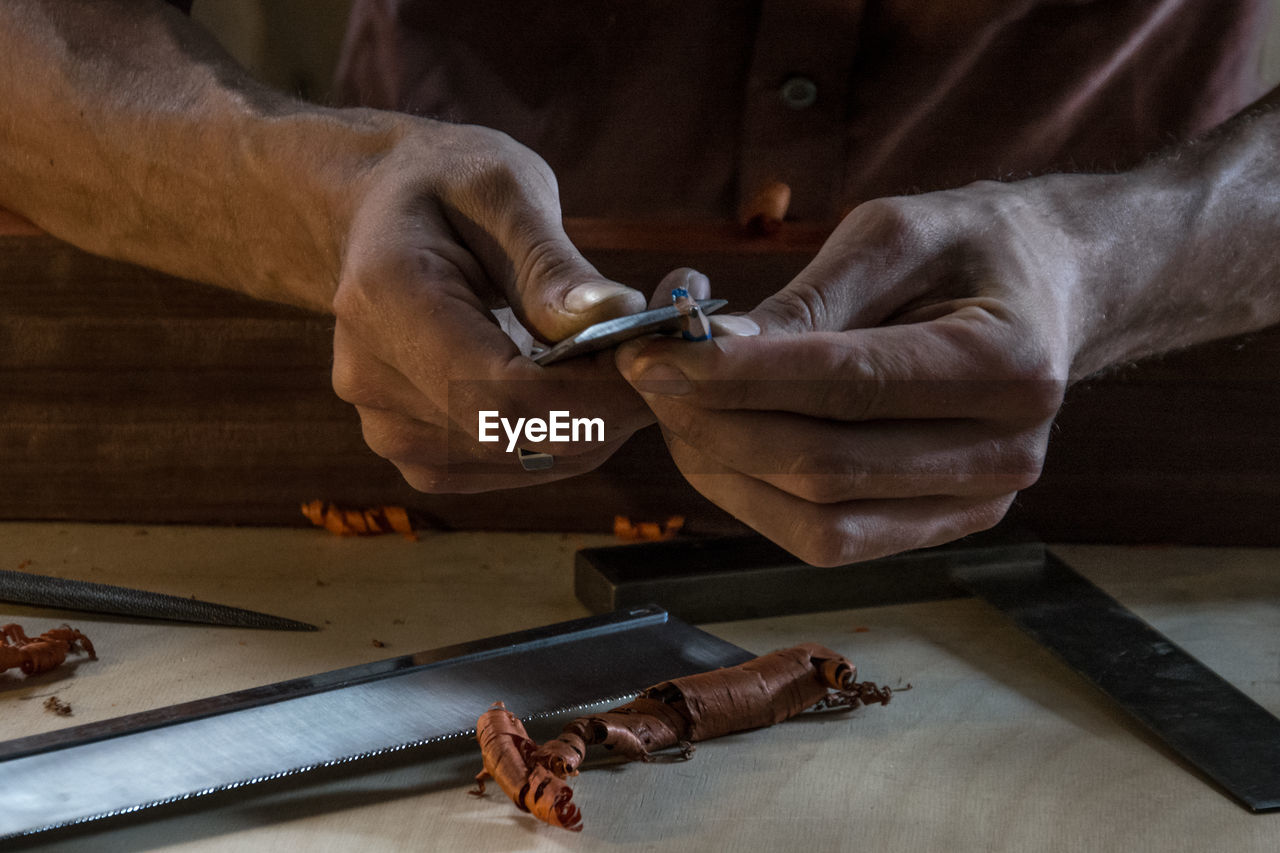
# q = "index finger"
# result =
<box><xmin>616</xmin><ymin>305</ymin><xmax>1064</xmax><ymax>422</ymax></box>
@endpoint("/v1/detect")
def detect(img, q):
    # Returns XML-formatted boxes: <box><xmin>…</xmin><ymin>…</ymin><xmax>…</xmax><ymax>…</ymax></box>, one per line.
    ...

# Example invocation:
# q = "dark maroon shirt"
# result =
<box><xmin>333</xmin><ymin>0</ymin><xmax>1270</xmax><ymax>224</ymax></box>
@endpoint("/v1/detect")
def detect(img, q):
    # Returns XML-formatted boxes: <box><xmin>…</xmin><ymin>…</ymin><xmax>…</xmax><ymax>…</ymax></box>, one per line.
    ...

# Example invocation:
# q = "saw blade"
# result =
<box><xmin>0</xmin><ymin>605</ymin><xmax>752</xmax><ymax>840</ymax></box>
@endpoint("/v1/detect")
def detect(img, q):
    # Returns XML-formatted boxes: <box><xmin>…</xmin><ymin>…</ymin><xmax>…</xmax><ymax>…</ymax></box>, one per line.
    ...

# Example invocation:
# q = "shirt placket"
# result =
<box><xmin>738</xmin><ymin>0</ymin><xmax>865</xmax><ymax>224</ymax></box>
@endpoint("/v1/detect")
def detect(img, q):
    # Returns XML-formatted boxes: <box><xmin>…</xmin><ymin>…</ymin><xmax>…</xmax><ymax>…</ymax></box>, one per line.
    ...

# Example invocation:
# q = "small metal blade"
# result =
<box><xmin>532</xmin><ymin>299</ymin><xmax>727</xmax><ymax>365</ymax></box>
<box><xmin>953</xmin><ymin>553</ymin><xmax>1280</xmax><ymax>813</ymax></box>
<box><xmin>0</xmin><ymin>569</ymin><xmax>316</xmax><ymax>631</ymax></box>
<box><xmin>0</xmin><ymin>605</ymin><xmax>752</xmax><ymax>839</ymax></box>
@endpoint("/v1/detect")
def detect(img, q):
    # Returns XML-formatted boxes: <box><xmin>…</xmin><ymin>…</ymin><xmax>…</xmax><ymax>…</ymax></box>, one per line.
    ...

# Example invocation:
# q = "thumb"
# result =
<box><xmin>479</xmin><ymin>195</ymin><xmax>644</xmax><ymax>342</ymax></box>
<box><xmin>747</xmin><ymin>198</ymin><xmax>934</xmax><ymax>336</ymax></box>
<box><xmin>444</xmin><ymin>144</ymin><xmax>646</xmax><ymax>342</ymax></box>
<box><xmin>746</xmin><ymin>236</ymin><xmax>871</xmax><ymax>336</ymax></box>
<box><xmin>510</xmin><ymin>226</ymin><xmax>646</xmax><ymax>341</ymax></box>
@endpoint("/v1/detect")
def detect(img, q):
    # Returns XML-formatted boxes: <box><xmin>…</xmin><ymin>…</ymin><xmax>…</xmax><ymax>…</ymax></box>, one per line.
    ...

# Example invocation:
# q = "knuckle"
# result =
<box><xmin>649</xmin><ymin>400</ymin><xmax>702</xmax><ymax>447</ymax></box>
<box><xmin>331</xmin><ymin>283</ymin><xmax>362</xmax><ymax>322</ymax></box>
<box><xmin>786</xmin><ymin>512</ymin><xmax>861</xmax><ymax>568</ymax></box>
<box><xmin>789</xmin><ymin>474</ymin><xmax>849</xmax><ymax>505</ymax></box>
<box><xmin>456</xmin><ymin>153</ymin><xmax>523</xmax><ymax>210</ymax></box>
<box><xmin>332</xmin><ymin>262</ymin><xmax>403</xmax><ymax>325</ymax></box>
<box><xmin>959</xmin><ymin>496</ymin><xmax>1015</xmax><ymax>536</ymax></box>
<box><xmin>1012</xmin><ymin>366</ymin><xmax>1067</xmax><ymax>421</ymax></box>
<box><xmin>471</xmin><ymin>126</ymin><xmax>553</xmax><ymax>177</ymax></box>
<box><xmin>475</xmin><ymin>162</ymin><xmax>521</xmax><ymax>209</ymax></box>
<box><xmin>965</xmin><ymin>430</ymin><xmax>1047</xmax><ymax>495</ymax></box>
<box><xmin>999</xmin><ymin>437</ymin><xmax>1047</xmax><ymax>491</ymax></box>
<box><xmin>843</xmin><ymin>196</ymin><xmax>909</xmax><ymax>233</ymax></box>
<box><xmin>330</xmin><ymin>334</ymin><xmax>391</xmax><ymax>410</ymax></box>
<box><xmin>828</xmin><ymin>349</ymin><xmax>890</xmax><ymax>422</ymax></box>
<box><xmin>979</xmin><ymin>329</ymin><xmax>1066</xmax><ymax>407</ymax></box>
<box><xmin>949</xmin><ymin>321</ymin><xmax>1066</xmax><ymax>422</ymax></box>
<box><xmin>761</xmin><ymin>281</ymin><xmax>832</xmax><ymax>332</ymax></box>
<box><xmin>358</xmin><ymin>413</ymin><xmax>447</xmax><ymax>470</ymax></box>
<box><xmin>359</xmin><ymin>416</ymin><xmax>414</xmax><ymax>463</ymax></box>
<box><xmin>330</xmin><ymin>358</ymin><xmax>365</xmax><ymax>406</ymax></box>
<box><xmin>783</xmin><ymin>452</ymin><xmax>868</xmax><ymax>503</ymax></box>
<box><xmin>842</xmin><ymin>196</ymin><xmax>930</xmax><ymax>258</ymax></box>
<box><xmin>518</xmin><ymin>237</ymin><xmax>584</xmax><ymax>293</ymax></box>
<box><xmin>457</xmin><ymin>133</ymin><xmax>558</xmax><ymax>205</ymax></box>
<box><xmin>523</xmin><ymin>152</ymin><xmax>559</xmax><ymax>194</ymax></box>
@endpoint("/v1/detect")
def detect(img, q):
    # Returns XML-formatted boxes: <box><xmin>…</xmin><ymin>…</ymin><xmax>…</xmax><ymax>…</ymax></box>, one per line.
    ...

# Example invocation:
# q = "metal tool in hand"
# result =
<box><xmin>671</xmin><ymin>287</ymin><xmax>713</xmax><ymax>341</ymax></box>
<box><xmin>0</xmin><ymin>569</ymin><xmax>317</xmax><ymax>631</ymax></box>
<box><xmin>531</xmin><ymin>298</ymin><xmax>726</xmax><ymax>366</ymax></box>
<box><xmin>518</xmin><ymin>295</ymin><xmax>723</xmax><ymax>469</ymax></box>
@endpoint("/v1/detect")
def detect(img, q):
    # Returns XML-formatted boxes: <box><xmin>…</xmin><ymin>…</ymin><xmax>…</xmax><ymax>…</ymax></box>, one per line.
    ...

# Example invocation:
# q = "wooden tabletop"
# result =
<box><xmin>2</xmin><ymin>523</ymin><xmax>1279</xmax><ymax>852</ymax></box>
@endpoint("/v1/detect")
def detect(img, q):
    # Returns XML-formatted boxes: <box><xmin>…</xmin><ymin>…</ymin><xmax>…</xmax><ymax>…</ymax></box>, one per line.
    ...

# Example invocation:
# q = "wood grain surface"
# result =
<box><xmin>2</xmin><ymin>224</ymin><xmax>1278</xmax><ymax>543</ymax></box>
<box><xmin>2</xmin><ymin>526</ymin><xmax>1278</xmax><ymax>851</ymax></box>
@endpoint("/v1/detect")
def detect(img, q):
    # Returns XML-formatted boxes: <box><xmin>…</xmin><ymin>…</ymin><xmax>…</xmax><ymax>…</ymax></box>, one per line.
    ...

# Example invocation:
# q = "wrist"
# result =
<box><xmin>1025</xmin><ymin>168</ymin><xmax>1189</xmax><ymax>380</ymax></box>
<box><xmin>229</xmin><ymin>105</ymin><xmax>410</xmax><ymax>311</ymax></box>
<box><xmin>1047</xmin><ymin>103</ymin><xmax>1280</xmax><ymax>379</ymax></box>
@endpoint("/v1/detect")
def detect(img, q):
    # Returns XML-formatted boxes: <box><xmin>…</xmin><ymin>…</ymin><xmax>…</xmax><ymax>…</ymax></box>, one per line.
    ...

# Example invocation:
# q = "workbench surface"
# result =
<box><xmin>2</xmin><ymin>523</ymin><xmax>1277</xmax><ymax>852</ymax></box>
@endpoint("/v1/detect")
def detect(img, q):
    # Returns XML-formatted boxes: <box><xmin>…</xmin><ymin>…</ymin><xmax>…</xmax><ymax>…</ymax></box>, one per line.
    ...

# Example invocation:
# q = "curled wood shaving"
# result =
<box><xmin>533</xmin><ymin>643</ymin><xmax>882</xmax><ymax>776</ymax></box>
<box><xmin>738</xmin><ymin>180</ymin><xmax>791</xmax><ymax>236</ymax></box>
<box><xmin>474</xmin><ymin>644</ymin><xmax>895</xmax><ymax>830</ymax></box>
<box><xmin>471</xmin><ymin>702</ymin><xmax>582</xmax><ymax>831</ymax></box>
<box><xmin>2</xmin><ymin>624</ymin><xmax>96</xmax><ymax>677</ymax></box>
<box><xmin>300</xmin><ymin>500</ymin><xmax>417</xmax><ymax>540</ymax></box>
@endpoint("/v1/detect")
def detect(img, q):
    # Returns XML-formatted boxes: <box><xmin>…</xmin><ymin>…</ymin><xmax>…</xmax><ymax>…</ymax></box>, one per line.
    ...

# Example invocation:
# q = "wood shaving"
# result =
<box><xmin>612</xmin><ymin>515</ymin><xmax>684</xmax><ymax>542</ymax></box>
<box><xmin>300</xmin><ymin>500</ymin><xmax>417</xmax><ymax>540</ymax></box>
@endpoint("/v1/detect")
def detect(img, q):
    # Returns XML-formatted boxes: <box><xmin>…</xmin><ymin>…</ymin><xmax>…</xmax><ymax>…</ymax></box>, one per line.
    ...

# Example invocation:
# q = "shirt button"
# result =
<box><xmin>779</xmin><ymin>76</ymin><xmax>818</xmax><ymax>110</ymax></box>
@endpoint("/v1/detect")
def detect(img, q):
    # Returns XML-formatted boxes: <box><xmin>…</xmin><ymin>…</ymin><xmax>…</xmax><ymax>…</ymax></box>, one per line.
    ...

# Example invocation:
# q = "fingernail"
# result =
<box><xmin>683</xmin><ymin>270</ymin><xmax>711</xmax><ymax>301</ymax></box>
<box><xmin>633</xmin><ymin>363</ymin><xmax>693</xmax><ymax>396</ymax></box>
<box><xmin>710</xmin><ymin>315</ymin><xmax>761</xmax><ymax>336</ymax></box>
<box><xmin>565</xmin><ymin>282</ymin><xmax>640</xmax><ymax>314</ymax></box>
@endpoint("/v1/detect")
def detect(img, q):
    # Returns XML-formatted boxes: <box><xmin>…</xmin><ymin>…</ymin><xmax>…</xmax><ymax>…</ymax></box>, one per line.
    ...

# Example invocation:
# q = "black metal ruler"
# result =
<box><xmin>576</xmin><ymin>530</ymin><xmax>1280</xmax><ymax>812</ymax></box>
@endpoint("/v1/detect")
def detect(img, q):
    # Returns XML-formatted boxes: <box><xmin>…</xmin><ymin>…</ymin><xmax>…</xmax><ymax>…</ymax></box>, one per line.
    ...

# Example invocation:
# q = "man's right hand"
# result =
<box><xmin>330</xmin><ymin>120</ymin><xmax>654</xmax><ymax>492</ymax></box>
<box><xmin>1</xmin><ymin>2</ymin><xmax>655</xmax><ymax>494</ymax></box>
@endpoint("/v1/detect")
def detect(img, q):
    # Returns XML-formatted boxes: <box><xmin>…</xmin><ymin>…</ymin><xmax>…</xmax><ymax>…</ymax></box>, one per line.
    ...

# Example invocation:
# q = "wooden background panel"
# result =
<box><xmin>1022</xmin><ymin>366</ymin><xmax>1280</xmax><ymax>542</ymax></box>
<box><xmin>2</xmin><ymin>226</ymin><xmax>1279</xmax><ymax>544</ymax></box>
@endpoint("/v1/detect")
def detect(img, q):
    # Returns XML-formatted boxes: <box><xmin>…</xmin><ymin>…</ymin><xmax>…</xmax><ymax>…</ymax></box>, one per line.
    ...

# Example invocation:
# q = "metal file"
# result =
<box><xmin>0</xmin><ymin>568</ymin><xmax>316</xmax><ymax>630</ymax></box>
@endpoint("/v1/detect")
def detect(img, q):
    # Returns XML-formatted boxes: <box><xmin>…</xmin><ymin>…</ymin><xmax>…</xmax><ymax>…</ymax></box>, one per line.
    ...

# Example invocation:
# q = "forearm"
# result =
<box><xmin>1049</xmin><ymin>85</ymin><xmax>1280</xmax><ymax>379</ymax></box>
<box><xmin>0</xmin><ymin>0</ymin><xmax>403</xmax><ymax>311</ymax></box>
